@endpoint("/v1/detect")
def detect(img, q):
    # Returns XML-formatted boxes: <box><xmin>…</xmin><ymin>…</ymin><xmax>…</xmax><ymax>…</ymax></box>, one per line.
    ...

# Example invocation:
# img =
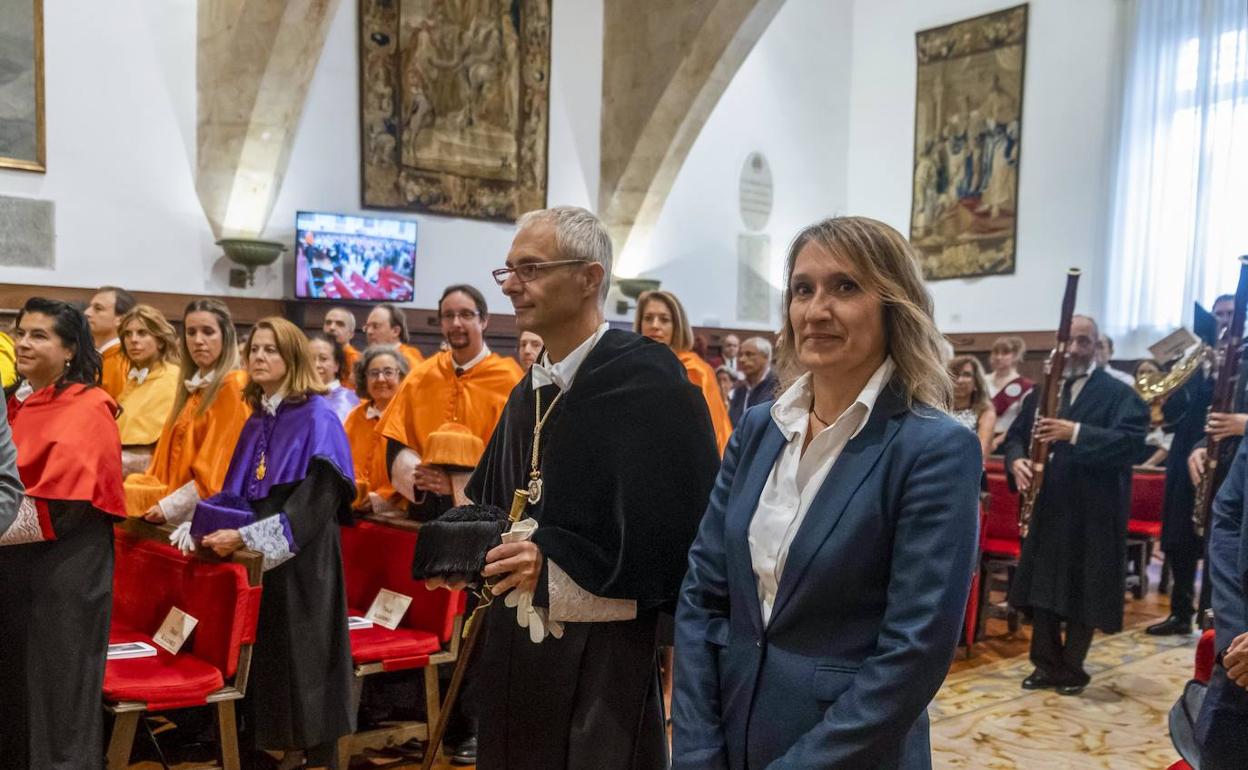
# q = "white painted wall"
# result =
<box><xmin>0</xmin><ymin>0</ymin><xmax>605</xmax><ymax>312</ymax></box>
<box><xmin>846</xmin><ymin>0</ymin><xmax>1127</xmax><ymax>334</ymax></box>
<box><xmin>624</xmin><ymin>0</ymin><xmax>854</xmax><ymax>331</ymax></box>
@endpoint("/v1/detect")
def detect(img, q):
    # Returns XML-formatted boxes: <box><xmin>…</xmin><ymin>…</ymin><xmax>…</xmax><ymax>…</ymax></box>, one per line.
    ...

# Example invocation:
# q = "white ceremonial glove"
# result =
<box><xmin>169</xmin><ymin>521</ymin><xmax>195</xmax><ymax>554</ymax></box>
<box><xmin>499</xmin><ymin>518</ymin><xmax>564</xmax><ymax>642</ymax></box>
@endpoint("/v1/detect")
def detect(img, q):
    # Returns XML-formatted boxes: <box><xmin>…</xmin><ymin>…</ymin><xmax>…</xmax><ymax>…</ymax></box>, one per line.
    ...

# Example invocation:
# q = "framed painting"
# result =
<box><xmin>0</xmin><ymin>0</ymin><xmax>46</xmax><ymax>172</ymax></box>
<box><xmin>359</xmin><ymin>0</ymin><xmax>550</xmax><ymax>222</ymax></box>
<box><xmin>910</xmin><ymin>4</ymin><xmax>1027</xmax><ymax>280</ymax></box>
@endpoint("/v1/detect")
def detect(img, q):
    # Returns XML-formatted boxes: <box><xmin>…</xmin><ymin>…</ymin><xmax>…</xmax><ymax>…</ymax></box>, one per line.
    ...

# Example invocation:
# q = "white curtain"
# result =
<box><xmin>1105</xmin><ymin>0</ymin><xmax>1248</xmax><ymax>354</ymax></box>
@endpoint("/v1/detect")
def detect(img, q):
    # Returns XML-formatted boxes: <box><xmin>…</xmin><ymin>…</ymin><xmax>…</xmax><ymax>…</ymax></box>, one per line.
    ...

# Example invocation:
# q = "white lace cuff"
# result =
<box><xmin>239</xmin><ymin>514</ymin><xmax>296</xmax><ymax>571</ymax></box>
<box><xmin>121</xmin><ymin>447</ymin><xmax>153</xmax><ymax>477</ymax></box>
<box><xmin>0</xmin><ymin>496</ymin><xmax>49</xmax><ymax>546</ymax></box>
<box><xmin>368</xmin><ymin>491</ymin><xmax>404</xmax><ymax>516</ymax></box>
<box><xmin>158</xmin><ymin>481</ymin><xmax>201</xmax><ymax>526</ymax></box>
<box><xmin>390</xmin><ymin>447</ymin><xmax>421</xmax><ymax>503</ymax></box>
<box><xmin>548</xmin><ymin>560</ymin><xmax>637</xmax><ymax>623</ymax></box>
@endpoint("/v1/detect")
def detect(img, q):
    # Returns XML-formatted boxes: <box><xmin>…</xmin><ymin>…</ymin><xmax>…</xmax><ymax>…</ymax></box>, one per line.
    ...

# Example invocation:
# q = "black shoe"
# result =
<box><xmin>1146</xmin><ymin>615</ymin><xmax>1193</xmax><ymax>636</ymax></box>
<box><xmin>449</xmin><ymin>735</ymin><xmax>477</xmax><ymax>766</ymax></box>
<box><xmin>1022</xmin><ymin>669</ymin><xmax>1061</xmax><ymax>690</ymax></box>
<box><xmin>1056</xmin><ymin>681</ymin><xmax>1087</xmax><ymax>696</ymax></box>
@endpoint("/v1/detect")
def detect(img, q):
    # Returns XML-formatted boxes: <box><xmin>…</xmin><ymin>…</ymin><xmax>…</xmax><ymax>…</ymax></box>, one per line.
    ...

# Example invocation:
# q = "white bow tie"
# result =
<box><xmin>14</xmin><ymin>381</ymin><xmax>33</xmax><ymax>402</ymax></box>
<box><xmin>530</xmin><ymin>362</ymin><xmax>566</xmax><ymax>391</ymax></box>
<box><xmin>184</xmin><ymin>371</ymin><xmax>214</xmax><ymax>392</ymax></box>
<box><xmin>128</xmin><ymin>368</ymin><xmax>150</xmax><ymax>385</ymax></box>
<box><xmin>366</xmin><ymin>405</ymin><xmax>382</xmax><ymax>420</ymax></box>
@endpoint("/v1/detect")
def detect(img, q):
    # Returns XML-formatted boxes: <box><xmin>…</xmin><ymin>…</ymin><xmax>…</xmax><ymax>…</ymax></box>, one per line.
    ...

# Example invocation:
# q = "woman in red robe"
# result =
<box><xmin>0</xmin><ymin>297</ymin><xmax>126</xmax><ymax>770</ymax></box>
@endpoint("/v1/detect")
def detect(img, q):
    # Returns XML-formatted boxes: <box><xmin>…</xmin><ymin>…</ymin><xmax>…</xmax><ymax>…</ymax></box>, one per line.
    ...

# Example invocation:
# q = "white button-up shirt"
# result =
<box><xmin>748</xmin><ymin>358</ymin><xmax>895</xmax><ymax>625</ymax></box>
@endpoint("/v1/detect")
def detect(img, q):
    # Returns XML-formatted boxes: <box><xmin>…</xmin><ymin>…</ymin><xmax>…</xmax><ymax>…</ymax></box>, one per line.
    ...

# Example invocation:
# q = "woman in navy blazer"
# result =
<box><xmin>673</xmin><ymin>217</ymin><xmax>982</xmax><ymax>770</ymax></box>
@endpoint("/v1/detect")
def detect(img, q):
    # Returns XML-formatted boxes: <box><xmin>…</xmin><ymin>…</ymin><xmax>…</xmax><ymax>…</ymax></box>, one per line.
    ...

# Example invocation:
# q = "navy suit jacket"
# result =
<box><xmin>728</xmin><ymin>370</ymin><xmax>780</xmax><ymax>427</ymax></box>
<box><xmin>672</xmin><ymin>380</ymin><xmax>982</xmax><ymax>770</ymax></box>
<box><xmin>1209</xmin><ymin>438</ymin><xmax>1248</xmax><ymax>655</ymax></box>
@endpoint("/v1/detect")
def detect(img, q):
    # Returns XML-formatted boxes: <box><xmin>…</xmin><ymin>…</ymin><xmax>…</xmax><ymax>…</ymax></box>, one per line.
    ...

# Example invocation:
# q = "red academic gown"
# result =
<box><xmin>0</xmin><ymin>383</ymin><xmax>125</xmax><ymax>770</ymax></box>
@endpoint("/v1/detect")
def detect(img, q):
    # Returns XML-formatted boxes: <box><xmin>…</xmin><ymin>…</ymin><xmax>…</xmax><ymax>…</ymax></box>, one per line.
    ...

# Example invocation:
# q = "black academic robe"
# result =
<box><xmin>465</xmin><ymin>330</ymin><xmax>721</xmax><ymax>770</ymax></box>
<box><xmin>1005</xmin><ymin>369</ymin><xmax>1149</xmax><ymax>632</ymax></box>
<box><xmin>1162</xmin><ymin>359</ymin><xmax>1248</xmax><ymax>556</ymax></box>
<box><xmin>245</xmin><ymin>459</ymin><xmax>357</xmax><ymax>752</ymax></box>
<box><xmin>0</xmin><ymin>503</ymin><xmax>113</xmax><ymax>770</ymax></box>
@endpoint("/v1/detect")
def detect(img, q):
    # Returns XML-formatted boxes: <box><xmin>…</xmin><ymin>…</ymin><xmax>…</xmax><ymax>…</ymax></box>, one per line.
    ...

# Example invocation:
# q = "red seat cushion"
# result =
<box><xmin>348</xmin><ymin>613</ymin><xmax>441</xmax><ymax>671</ymax></box>
<box><xmin>1195</xmin><ymin>629</ymin><xmax>1217</xmax><ymax>684</ymax></box>
<box><xmin>1128</xmin><ymin>520</ymin><xmax>1163</xmax><ymax>539</ymax></box>
<box><xmin>104</xmin><ymin>627</ymin><xmax>225</xmax><ymax>711</ymax></box>
<box><xmin>982</xmin><ymin>537</ymin><xmax>1021</xmax><ymax>559</ymax></box>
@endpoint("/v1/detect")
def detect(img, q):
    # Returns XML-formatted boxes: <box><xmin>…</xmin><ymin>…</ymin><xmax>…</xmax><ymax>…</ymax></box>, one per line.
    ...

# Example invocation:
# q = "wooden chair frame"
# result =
<box><xmin>105</xmin><ymin>518</ymin><xmax>262</xmax><ymax>770</ymax></box>
<box><xmin>335</xmin><ymin>515</ymin><xmax>467</xmax><ymax>769</ymax></box>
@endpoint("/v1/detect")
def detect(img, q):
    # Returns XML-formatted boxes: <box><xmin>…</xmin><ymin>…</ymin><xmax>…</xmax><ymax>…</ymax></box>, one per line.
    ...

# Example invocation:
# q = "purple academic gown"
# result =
<box><xmin>194</xmin><ymin>394</ymin><xmax>357</xmax><ymax>753</ymax></box>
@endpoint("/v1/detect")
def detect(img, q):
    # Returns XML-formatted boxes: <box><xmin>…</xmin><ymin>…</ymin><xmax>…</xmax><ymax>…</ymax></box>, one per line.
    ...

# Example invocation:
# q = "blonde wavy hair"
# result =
<box><xmin>775</xmin><ymin>216</ymin><xmax>953</xmax><ymax>411</ymax></box>
<box><xmin>241</xmin><ymin>317</ymin><xmax>326</xmax><ymax>411</ymax></box>
<box><xmin>119</xmin><ymin>304</ymin><xmax>180</xmax><ymax>368</ymax></box>
<box><xmin>948</xmin><ymin>355</ymin><xmax>992</xmax><ymax>416</ymax></box>
<box><xmin>633</xmin><ymin>290</ymin><xmax>694</xmax><ymax>352</ymax></box>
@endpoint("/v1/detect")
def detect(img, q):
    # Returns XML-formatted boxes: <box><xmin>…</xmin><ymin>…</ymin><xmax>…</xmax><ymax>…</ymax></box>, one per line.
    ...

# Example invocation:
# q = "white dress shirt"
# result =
<box><xmin>454</xmin><ymin>345</ymin><xmax>492</xmax><ymax>374</ymax></box>
<box><xmin>749</xmin><ymin>358</ymin><xmax>895</xmax><ymax>625</ymax></box>
<box><xmin>530</xmin><ymin>322</ymin><xmax>610</xmax><ymax>391</ymax></box>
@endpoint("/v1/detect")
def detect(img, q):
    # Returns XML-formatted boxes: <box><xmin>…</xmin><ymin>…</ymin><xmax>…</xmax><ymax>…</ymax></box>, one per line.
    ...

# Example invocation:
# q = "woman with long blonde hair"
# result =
<box><xmin>134</xmin><ymin>298</ymin><xmax>251</xmax><ymax>526</ymax></box>
<box><xmin>192</xmin><ymin>317</ymin><xmax>355</xmax><ymax>769</ymax></box>
<box><xmin>116</xmin><ymin>304</ymin><xmax>181</xmax><ymax>474</ymax></box>
<box><xmin>635</xmin><ymin>289</ymin><xmax>733</xmax><ymax>454</ymax></box>
<box><xmin>674</xmin><ymin>216</ymin><xmax>981</xmax><ymax>769</ymax></box>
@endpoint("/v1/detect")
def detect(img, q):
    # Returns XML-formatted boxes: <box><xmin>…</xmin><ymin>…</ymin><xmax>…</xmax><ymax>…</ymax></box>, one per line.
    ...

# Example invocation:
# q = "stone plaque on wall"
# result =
<box><xmin>738</xmin><ymin>233</ymin><xmax>771</xmax><ymax>323</ymax></box>
<box><xmin>359</xmin><ymin>0</ymin><xmax>551</xmax><ymax>222</ymax></box>
<box><xmin>0</xmin><ymin>195</ymin><xmax>54</xmax><ymax>268</ymax></box>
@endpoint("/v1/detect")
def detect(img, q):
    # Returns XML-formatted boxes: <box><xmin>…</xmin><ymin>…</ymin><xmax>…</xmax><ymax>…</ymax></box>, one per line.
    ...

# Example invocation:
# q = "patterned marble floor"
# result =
<box><xmin>931</xmin><ymin>628</ymin><xmax>1198</xmax><ymax>769</ymax></box>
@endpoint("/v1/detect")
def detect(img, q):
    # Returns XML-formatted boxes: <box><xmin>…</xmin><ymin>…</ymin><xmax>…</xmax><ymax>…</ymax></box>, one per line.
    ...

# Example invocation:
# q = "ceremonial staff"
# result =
<box><xmin>1019</xmin><ymin>268</ymin><xmax>1080</xmax><ymax>538</ymax></box>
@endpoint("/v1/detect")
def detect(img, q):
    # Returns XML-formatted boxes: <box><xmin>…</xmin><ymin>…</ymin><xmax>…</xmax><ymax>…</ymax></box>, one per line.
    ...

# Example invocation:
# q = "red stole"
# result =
<box><xmin>9</xmin><ymin>383</ymin><xmax>127</xmax><ymax>526</ymax></box>
<box><xmin>990</xmin><ymin>375</ymin><xmax>1034</xmax><ymax>417</ymax></box>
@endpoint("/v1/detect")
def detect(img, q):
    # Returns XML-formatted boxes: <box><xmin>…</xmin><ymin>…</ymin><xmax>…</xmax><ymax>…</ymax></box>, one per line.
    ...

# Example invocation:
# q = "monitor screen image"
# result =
<box><xmin>295</xmin><ymin>211</ymin><xmax>417</xmax><ymax>301</ymax></box>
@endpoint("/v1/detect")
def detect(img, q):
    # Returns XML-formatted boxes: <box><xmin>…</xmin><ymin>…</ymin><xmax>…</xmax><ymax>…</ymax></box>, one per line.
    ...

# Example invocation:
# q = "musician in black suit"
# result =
<box><xmin>1005</xmin><ymin>315</ymin><xmax>1149</xmax><ymax>695</ymax></box>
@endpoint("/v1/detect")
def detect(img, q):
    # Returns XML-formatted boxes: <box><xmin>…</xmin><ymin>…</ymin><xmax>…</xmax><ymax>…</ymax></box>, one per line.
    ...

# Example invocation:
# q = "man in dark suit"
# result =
<box><xmin>728</xmin><ymin>337</ymin><xmax>779</xmax><ymax>426</ymax></box>
<box><xmin>1006</xmin><ymin>314</ymin><xmax>1149</xmax><ymax>695</ymax></box>
<box><xmin>1198</xmin><ymin>438</ymin><xmax>1248</xmax><ymax>767</ymax></box>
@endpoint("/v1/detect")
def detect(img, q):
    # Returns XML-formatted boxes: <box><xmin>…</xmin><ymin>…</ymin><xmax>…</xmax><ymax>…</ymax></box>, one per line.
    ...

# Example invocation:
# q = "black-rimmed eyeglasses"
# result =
<box><xmin>491</xmin><ymin>259</ymin><xmax>589</xmax><ymax>286</ymax></box>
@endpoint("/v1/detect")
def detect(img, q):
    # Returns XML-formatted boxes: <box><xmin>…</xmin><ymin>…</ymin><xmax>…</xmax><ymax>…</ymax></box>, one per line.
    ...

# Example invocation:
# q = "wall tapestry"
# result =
<box><xmin>910</xmin><ymin>4</ymin><xmax>1026</xmax><ymax>280</ymax></box>
<box><xmin>359</xmin><ymin>0</ymin><xmax>550</xmax><ymax>222</ymax></box>
<box><xmin>0</xmin><ymin>0</ymin><xmax>45</xmax><ymax>172</ymax></box>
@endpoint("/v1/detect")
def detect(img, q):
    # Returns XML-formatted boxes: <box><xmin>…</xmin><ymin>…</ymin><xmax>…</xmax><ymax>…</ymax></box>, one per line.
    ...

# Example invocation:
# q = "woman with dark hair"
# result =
<box><xmin>192</xmin><ymin>317</ymin><xmax>355</xmax><ymax>769</ymax></box>
<box><xmin>343</xmin><ymin>345</ymin><xmax>410</xmax><ymax>514</ymax></box>
<box><xmin>674</xmin><ymin>217</ymin><xmax>981</xmax><ymax>769</ymax></box>
<box><xmin>0</xmin><ymin>297</ymin><xmax>126</xmax><ymax>769</ymax></box>
<box><xmin>308</xmin><ymin>331</ymin><xmax>360</xmax><ymax>422</ymax></box>
<box><xmin>116</xmin><ymin>304</ymin><xmax>182</xmax><ymax>474</ymax></box>
<box><xmin>133</xmin><ymin>299</ymin><xmax>251</xmax><ymax>530</ymax></box>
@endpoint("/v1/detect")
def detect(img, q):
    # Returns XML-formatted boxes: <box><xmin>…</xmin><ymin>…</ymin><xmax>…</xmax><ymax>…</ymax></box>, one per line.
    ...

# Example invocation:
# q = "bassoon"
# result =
<box><xmin>1192</xmin><ymin>256</ymin><xmax>1248</xmax><ymax>536</ymax></box>
<box><xmin>1018</xmin><ymin>268</ymin><xmax>1081</xmax><ymax>538</ymax></box>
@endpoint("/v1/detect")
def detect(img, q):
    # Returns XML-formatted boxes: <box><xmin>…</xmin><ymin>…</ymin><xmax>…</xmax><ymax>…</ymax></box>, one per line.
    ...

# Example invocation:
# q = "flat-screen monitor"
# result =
<box><xmin>295</xmin><ymin>211</ymin><xmax>417</xmax><ymax>301</ymax></box>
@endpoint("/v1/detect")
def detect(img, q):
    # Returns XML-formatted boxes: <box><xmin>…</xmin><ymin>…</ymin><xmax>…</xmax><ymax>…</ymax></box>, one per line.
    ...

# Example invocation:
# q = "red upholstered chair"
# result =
<box><xmin>1127</xmin><ymin>466</ymin><xmax>1166</xmax><ymax>598</ymax></box>
<box><xmin>961</xmin><ymin>495</ymin><xmax>990</xmax><ymax>657</ymax></box>
<box><xmin>975</xmin><ymin>471</ymin><xmax>1022</xmax><ymax>640</ymax></box>
<box><xmin>105</xmin><ymin>520</ymin><xmax>263</xmax><ymax>770</ymax></box>
<box><xmin>336</xmin><ymin>518</ymin><xmax>467</xmax><ymax>768</ymax></box>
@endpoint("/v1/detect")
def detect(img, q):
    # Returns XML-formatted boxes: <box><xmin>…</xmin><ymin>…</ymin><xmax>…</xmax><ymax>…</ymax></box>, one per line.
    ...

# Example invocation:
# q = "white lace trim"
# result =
<box><xmin>368</xmin><ymin>491</ymin><xmax>404</xmax><ymax>516</ymax></box>
<box><xmin>159</xmin><ymin>481</ymin><xmax>201</xmax><ymax>526</ymax></box>
<box><xmin>121</xmin><ymin>447</ymin><xmax>153</xmax><ymax>477</ymax></box>
<box><xmin>389</xmin><ymin>446</ymin><xmax>421</xmax><ymax>502</ymax></box>
<box><xmin>0</xmin><ymin>496</ymin><xmax>47</xmax><ymax>546</ymax></box>
<box><xmin>548</xmin><ymin>560</ymin><xmax>637</xmax><ymax>623</ymax></box>
<box><xmin>239</xmin><ymin>515</ymin><xmax>295</xmax><ymax>571</ymax></box>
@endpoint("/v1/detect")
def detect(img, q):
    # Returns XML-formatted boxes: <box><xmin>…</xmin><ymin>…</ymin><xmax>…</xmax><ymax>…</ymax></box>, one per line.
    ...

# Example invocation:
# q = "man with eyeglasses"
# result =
<box><xmin>453</xmin><ymin>206</ymin><xmax>719</xmax><ymax>769</ymax></box>
<box><xmin>364</xmin><ymin>302</ymin><xmax>425</xmax><ymax>372</ymax></box>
